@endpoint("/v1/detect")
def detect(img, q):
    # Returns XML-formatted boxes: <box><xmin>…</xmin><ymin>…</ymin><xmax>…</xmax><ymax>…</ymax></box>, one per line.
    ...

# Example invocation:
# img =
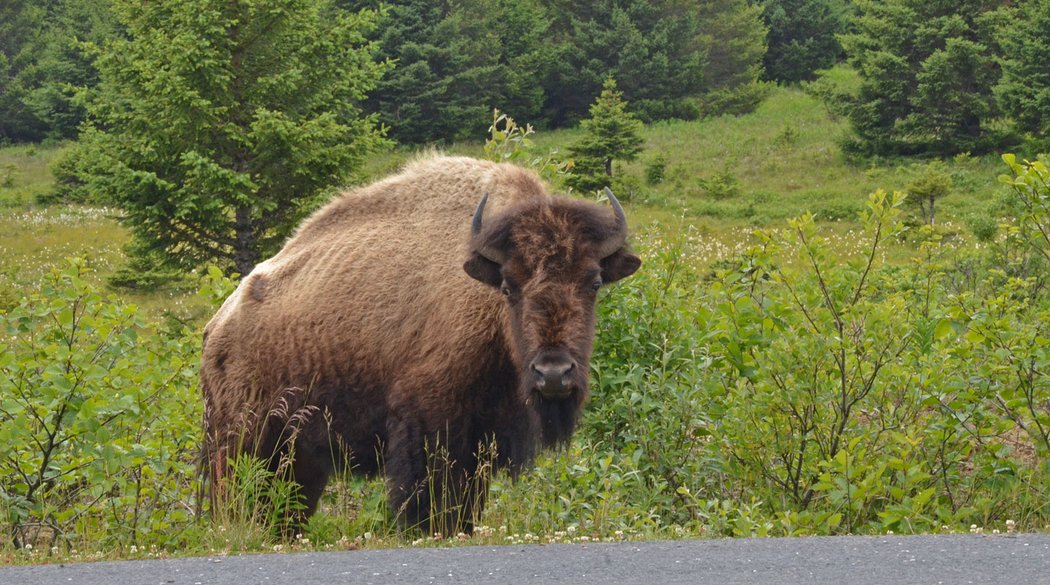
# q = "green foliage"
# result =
<box><xmin>567</xmin><ymin>78</ymin><xmax>645</xmax><ymax>193</ymax></box>
<box><xmin>1000</xmin><ymin>154</ymin><xmax>1050</xmax><ymax>270</ymax></box>
<box><xmin>802</xmin><ymin>64</ymin><xmax>861</xmax><ymax>121</ymax></box>
<box><xmin>996</xmin><ymin>0</ymin><xmax>1050</xmax><ymax>150</ymax></box>
<box><xmin>542</xmin><ymin>0</ymin><xmax>709</xmax><ymax>126</ymax></box>
<box><xmin>0</xmin><ymin>0</ymin><xmax>116</xmax><ymax>143</ymax></box>
<box><xmin>482</xmin><ymin>109</ymin><xmax>572</xmax><ymax>185</ymax></box>
<box><xmin>0</xmin><ymin>165</ymin><xmax>16</xmax><ymax>189</ymax></box>
<box><xmin>760</xmin><ymin>0</ymin><xmax>848</xmax><ymax>83</ymax></box>
<box><xmin>907</xmin><ymin>161</ymin><xmax>953</xmax><ymax>225</ymax></box>
<box><xmin>841</xmin><ymin>0</ymin><xmax>1008</xmax><ymax>156</ymax></box>
<box><xmin>696</xmin><ymin>0</ymin><xmax>769</xmax><ymax>116</ymax></box>
<box><xmin>0</xmin><ymin>259</ymin><xmax>201</xmax><ymax>550</ymax></box>
<box><xmin>697</xmin><ymin>167</ymin><xmax>742</xmax><ymax>200</ymax></box>
<box><xmin>71</xmin><ymin>0</ymin><xmax>389</xmax><ymax>276</ymax></box>
<box><xmin>697</xmin><ymin>0</ymin><xmax>767</xmax><ymax>93</ymax></box>
<box><xmin>0</xmin><ymin>1</ymin><xmax>49</xmax><ymax>143</ymax></box>
<box><xmin>355</xmin><ymin>0</ymin><xmax>554</xmax><ymax>144</ymax></box>
<box><xmin>644</xmin><ymin>156</ymin><xmax>667</xmax><ymax>186</ymax></box>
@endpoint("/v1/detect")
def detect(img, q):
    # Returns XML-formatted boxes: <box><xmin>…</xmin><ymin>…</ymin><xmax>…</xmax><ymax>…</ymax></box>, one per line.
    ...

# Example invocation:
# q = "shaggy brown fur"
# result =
<box><xmin>200</xmin><ymin>154</ymin><xmax>640</xmax><ymax>532</ymax></box>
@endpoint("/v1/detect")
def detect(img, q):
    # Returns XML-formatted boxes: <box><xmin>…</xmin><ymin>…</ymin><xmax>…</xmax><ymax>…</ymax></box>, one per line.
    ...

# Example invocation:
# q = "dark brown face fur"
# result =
<box><xmin>463</xmin><ymin>198</ymin><xmax>641</xmax><ymax>443</ymax></box>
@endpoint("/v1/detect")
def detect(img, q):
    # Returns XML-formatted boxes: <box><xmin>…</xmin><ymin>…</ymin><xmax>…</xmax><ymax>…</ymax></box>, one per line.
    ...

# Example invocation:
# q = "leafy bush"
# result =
<box><xmin>0</xmin><ymin>259</ymin><xmax>201</xmax><ymax>550</ymax></box>
<box><xmin>697</xmin><ymin>167</ymin><xmax>742</xmax><ymax>200</ymax></box>
<box><xmin>644</xmin><ymin>156</ymin><xmax>667</xmax><ymax>186</ymax></box>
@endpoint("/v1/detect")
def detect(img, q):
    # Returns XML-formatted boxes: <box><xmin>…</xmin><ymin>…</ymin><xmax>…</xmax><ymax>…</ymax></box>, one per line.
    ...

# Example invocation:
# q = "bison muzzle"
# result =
<box><xmin>200</xmin><ymin>155</ymin><xmax>641</xmax><ymax>533</ymax></box>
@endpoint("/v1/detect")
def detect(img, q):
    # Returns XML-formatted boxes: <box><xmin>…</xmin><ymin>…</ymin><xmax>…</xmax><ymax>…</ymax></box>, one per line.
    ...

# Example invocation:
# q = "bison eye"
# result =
<box><xmin>500</xmin><ymin>282</ymin><xmax>512</xmax><ymax>297</ymax></box>
<box><xmin>590</xmin><ymin>278</ymin><xmax>603</xmax><ymax>292</ymax></box>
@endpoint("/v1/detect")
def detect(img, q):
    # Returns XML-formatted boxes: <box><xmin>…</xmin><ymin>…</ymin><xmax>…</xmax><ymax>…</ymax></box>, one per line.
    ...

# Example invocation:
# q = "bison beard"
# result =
<box><xmin>200</xmin><ymin>155</ymin><xmax>640</xmax><ymax>534</ymax></box>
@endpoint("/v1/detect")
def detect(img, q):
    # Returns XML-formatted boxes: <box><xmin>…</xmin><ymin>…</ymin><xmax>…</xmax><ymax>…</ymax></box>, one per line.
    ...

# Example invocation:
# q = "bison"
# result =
<box><xmin>200</xmin><ymin>154</ymin><xmax>640</xmax><ymax>532</ymax></box>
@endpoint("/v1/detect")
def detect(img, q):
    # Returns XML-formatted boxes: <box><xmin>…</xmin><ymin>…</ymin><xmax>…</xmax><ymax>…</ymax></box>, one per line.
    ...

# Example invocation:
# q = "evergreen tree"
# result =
<box><xmin>841</xmin><ymin>0</ymin><xmax>1008</xmax><ymax>156</ymax></box>
<box><xmin>350</xmin><ymin>0</ymin><xmax>552</xmax><ymax>144</ymax></box>
<box><xmin>543</xmin><ymin>0</ymin><xmax>707</xmax><ymax>125</ymax></box>
<box><xmin>698</xmin><ymin>0</ymin><xmax>767</xmax><ymax>92</ymax></box>
<box><xmin>24</xmin><ymin>0</ymin><xmax>118</xmax><ymax>140</ymax></box>
<box><xmin>0</xmin><ymin>1</ymin><xmax>49</xmax><ymax>142</ymax></box>
<box><xmin>996</xmin><ymin>0</ymin><xmax>1050</xmax><ymax>148</ymax></box>
<box><xmin>696</xmin><ymin>0</ymin><xmax>769</xmax><ymax>115</ymax></box>
<box><xmin>73</xmin><ymin>0</ymin><xmax>388</xmax><ymax>276</ymax></box>
<box><xmin>567</xmin><ymin>78</ymin><xmax>645</xmax><ymax>193</ymax></box>
<box><xmin>760</xmin><ymin>0</ymin><xmax>848</xmax><ymax>83</ymax></box>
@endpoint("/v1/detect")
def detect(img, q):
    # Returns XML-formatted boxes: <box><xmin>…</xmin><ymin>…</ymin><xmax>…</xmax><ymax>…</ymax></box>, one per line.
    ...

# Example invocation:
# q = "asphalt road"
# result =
<box><xmin>4</xmin><ymin>534</ymin><xmax>1050</xmax><ymax>585</ymax></box>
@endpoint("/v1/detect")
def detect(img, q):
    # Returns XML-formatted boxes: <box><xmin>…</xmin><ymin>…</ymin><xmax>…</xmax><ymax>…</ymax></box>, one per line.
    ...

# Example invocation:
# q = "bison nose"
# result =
<box><xmin>531</xmin><ymin>358</ymin><xmax>576</xmax><ymax>399</ymax></box>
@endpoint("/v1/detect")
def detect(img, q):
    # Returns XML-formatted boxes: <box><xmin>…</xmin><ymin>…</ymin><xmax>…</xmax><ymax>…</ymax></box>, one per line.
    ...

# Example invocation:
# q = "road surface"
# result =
<box><xmin>4</xmin><ymin>534</ymin><xmax>1049</xmax><ymax>584</ymax></box>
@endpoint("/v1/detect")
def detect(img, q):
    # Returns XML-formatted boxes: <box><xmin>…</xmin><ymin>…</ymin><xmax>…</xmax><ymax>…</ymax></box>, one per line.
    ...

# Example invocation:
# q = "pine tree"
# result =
<box><xmin>996</xmin><ymin>0</ymin><xmax>1050</xmax><ymax>149</ymax></box>
<box><xmin>543</xmin><ymin>0</ymin><xmax>707</xmax><ymax>125</ymax></box>
<box><xmin>567</xmin><ymin>78</ymin><xmax>644</xmax><ymax>193</ymax></box>
<box><xmin>73</xmin><ymin>0</ymin><xmax>388</xmax><ymax>277</ymax></box>
<box><xmin>760</xmin><ymin>0</ymin><xmax>848</xmax><ymax>83</ymax></box>
<box><xmin>696</xmin><ymin>0</ymin><xmax>769</xmax><ymax>115</ymax></box>
<box><xmin>841</xmin><ymin>0</ymin><xmax>1008</xmax><ymax>156</ymax></box>
<box><xmin>350</xmin><ymin>0</ymin><xmax>552</xmax><ymax>144</ymax></box>
<box><xmin>0</xmin><ymin>1</ymin><xmax>49</xmax><ymax>142</ymax></box>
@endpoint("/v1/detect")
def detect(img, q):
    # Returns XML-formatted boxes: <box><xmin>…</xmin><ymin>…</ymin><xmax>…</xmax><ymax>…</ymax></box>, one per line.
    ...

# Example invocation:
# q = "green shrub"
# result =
<box><xmin>0</xmin><ymin>164</ymin><xmax>16</xmax><ymax>188</ymax></box>
<box><xmin>644</xmin><ymin>156</ymin><xmax>667</xmax><ymax>186</ymax></box>
<box><xmin>697</xmin><ymin>167</ymin><xmax>742</xmax><ymax>200</ymax></box>
<box><xmin>0</xmin><ymin>258</ymin><xmax>201</xmax><ymax>550</ymax></box>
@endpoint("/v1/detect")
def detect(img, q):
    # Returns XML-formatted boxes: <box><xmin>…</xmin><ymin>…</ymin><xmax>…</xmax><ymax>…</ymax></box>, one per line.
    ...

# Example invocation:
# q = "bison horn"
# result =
<box><xmin>471</xmin><ymin>192</ymin><xmax>507</xmax><ymax>264</ymax></box>
<box><xmin>596</xmin><ymin>187</ymin><xmax>628</xmax><ymax>259</ymax></box>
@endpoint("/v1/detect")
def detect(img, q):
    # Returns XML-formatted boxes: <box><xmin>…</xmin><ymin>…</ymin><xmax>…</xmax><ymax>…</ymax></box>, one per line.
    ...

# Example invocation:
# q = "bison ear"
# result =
<box><xmin>600</xmin><ymin>248</ymin><xmax>641</xmax><ymax>284</ymax></box>
<box><xmin>464</xmin><ymin>253</ymin><xmax>503</xmax><ymax>287</ymax></box>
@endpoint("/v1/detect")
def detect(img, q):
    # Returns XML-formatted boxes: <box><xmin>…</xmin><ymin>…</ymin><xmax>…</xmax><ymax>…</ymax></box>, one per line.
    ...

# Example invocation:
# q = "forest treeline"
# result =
<box><xmin>4</xmin><ymin>0</ymin><xmax>842</xmax><ymax>144</ymax></box>
<box><xmin>4</xmin><ymin>0</ymin><xmax>1047</xmax><ymax>153</ymax></box>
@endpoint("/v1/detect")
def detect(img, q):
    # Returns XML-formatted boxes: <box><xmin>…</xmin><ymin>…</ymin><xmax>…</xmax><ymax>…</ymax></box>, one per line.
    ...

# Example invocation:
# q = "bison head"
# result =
<box><xmin>463</xmin><ymin>189</ymin><xmax>641</xmax><ymax>445</ymax></box>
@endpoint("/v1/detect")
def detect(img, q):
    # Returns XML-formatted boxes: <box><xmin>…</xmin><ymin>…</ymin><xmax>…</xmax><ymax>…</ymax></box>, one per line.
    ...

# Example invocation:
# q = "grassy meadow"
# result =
<box><xmin>3</xmin><ymin>85</ymin><xmax>1049</xmax><ymax>563</ymax></box>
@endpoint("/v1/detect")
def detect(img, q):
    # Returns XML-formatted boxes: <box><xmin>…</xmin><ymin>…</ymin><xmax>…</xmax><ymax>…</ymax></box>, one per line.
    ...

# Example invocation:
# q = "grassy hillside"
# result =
<box><xmin>0</xmin><ymin>87</ymin><xmax>1010</xmax><ymax>283</ymax></box>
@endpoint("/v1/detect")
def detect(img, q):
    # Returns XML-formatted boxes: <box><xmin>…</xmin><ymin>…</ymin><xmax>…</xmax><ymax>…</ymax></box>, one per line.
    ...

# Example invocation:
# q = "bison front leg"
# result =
<box><xmin>385</xmin><ymin>419</ymin><xmax>487</xmax><ymax>535</ymax></box>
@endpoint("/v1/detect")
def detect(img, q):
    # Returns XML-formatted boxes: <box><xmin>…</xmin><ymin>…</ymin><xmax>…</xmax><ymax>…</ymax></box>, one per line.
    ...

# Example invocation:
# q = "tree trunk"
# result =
<box><xmin>234</xmin><ymin>206</ymin><xmax>257</xmax><ymax>277</ymax></box>
<box><xmin>604</xmin><ymin>157</ymin><xmax>613</xmax><ymax>177</ymax></box>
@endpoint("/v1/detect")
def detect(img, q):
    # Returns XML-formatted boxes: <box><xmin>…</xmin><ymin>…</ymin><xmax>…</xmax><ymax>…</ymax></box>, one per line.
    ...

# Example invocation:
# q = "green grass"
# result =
<box><xmin>0</xmin><ymin>86</ymin><xmax>1010</xmax><ymax>290</ymax></box>
<box><xmin>0</xmin><ymin>143</ymin><xmax>71</xmax><ymax>207</ymax></box>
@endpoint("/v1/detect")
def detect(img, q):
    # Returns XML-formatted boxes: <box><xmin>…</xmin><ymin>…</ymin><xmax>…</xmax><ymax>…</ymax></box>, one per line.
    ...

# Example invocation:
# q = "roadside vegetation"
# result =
<box><xmin>2</xmin><ymin>0</ymin><xmax>1049</xmax><ymax>566</ymax></box>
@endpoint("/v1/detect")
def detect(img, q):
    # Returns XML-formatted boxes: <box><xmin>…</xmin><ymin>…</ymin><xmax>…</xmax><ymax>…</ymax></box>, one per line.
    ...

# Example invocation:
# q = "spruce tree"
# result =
<box><xmin>760</xmin><ymin>0</ymin><xmax>848</xmax><ymax>83</ymax></box>
<box><xmin>567</xmin><ymin>78</ymin><xmax>644</xmax><ymax>193</ymax></box>
<box><xmin>349</xmin><ymin>0</ymin><xmax>552</xmax><ymax>144</ymax></box>
<box><xmin>996</xmin><ymin>0</ymin><xmax>1050</xmax><ymax>148</ymax></box>
<box><xmin>543</xmin><ymin>0</ymin><xmax>707</xmax><ymax>125</ymax></box>
<box><xmin>841</xmin><ymin>0</ymin><xmax>1007</xmax><ymax>156</ymax></box>
<box><xmin>0</xmin><ymin>1</ymin><xmax>48</xmax><ymax>142</ymax></box>
<box><xmin>73</xmin><ymin>0</ymin><xmax>387</xmax><ymax>276</ymax></box>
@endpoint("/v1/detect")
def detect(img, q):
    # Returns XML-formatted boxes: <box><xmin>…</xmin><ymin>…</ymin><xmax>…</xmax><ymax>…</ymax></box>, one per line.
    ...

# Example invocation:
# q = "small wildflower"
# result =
<box><xmin>272</xmin><ymin>544</ymin><xmax>283</xmax><ymax>552</ymax></box>
<box><xmin>24</xmin><ymin>544</ymin><xmax>32</xmax><ymax>551</ymax></box>
<box><xmin>1006</xmin><ymin>520</ymin><xmax>1016</xmax><ymax>534</ymax></box>
<box><xmin>130</xmin><ymin>545</ymin><xmax>138</xmax><ymax>554</ymax></box>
